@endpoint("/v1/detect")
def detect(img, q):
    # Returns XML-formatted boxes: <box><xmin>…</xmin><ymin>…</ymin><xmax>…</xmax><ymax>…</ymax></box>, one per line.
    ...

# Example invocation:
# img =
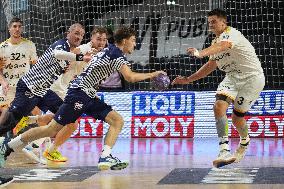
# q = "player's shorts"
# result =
<box><xmin>54</xmin><ymin>88</ymin><xmax>113</xmax><ymax>126</ymax></box>
<box><xmin>9</xmin><ymin>79</ymin><xmax>63</xmax><ymax>117</ymax></box>
<box><xmin>216</xmin><ymin>73</ymin><xmax>265</xmax><ymax>113</ymax></box>
<box><xmin>0</xmin><ymin>86</ymin><xmax>16</xmax><ymax>107</ymax></box>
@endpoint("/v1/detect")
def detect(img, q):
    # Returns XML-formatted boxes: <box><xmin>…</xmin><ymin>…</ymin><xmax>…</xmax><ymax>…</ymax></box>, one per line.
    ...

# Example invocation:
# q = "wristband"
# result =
<box><xmin>76</xmin><ymin>54</ymin><xmax>84</xmax><ymax>61</ymax></box>
<box><xmin>193</xmin><ymin>49</ymin><xmax>200</xmax><ymax>57</ymax></box>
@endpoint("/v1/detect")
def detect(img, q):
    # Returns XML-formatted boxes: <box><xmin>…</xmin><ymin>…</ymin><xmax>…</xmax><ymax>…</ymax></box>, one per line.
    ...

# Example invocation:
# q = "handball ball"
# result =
<box><xmin>151</xmin><ymin>73</ymin><xmax>170</xmax><ymax>91</ymax></box>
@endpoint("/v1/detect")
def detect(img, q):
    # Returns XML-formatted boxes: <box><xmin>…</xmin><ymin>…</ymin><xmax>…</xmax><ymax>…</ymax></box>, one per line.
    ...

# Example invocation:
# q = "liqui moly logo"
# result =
<box><xmin>229</xmin><ymin>91</ymin><xmax>284</xmax><ymax>137</ymax></box>
<box><xmin>131</xmin><ymin>92</ymin><xmax>195</xmax><ymax>138</ymax></box>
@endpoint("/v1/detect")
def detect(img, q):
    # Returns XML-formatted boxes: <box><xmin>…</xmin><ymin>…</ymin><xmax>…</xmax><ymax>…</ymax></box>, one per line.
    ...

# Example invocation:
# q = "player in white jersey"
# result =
<box><xmin>172</xmin><ymin>9</ymin><xmax>265</xmax><ymax>168</ymax></box>
<box><xmin>0</xmin><ymin>18</ymin><xmax>53</xmax><ymax>128</ymax></box>
<box><xmin>0</xmin><ymin>18</ymin><xmax>57</xmax><ymax>164</ymax></box>
<box><xmin>44</xmin><ymin>27</ymin><xmax>108</xmax><ymax>162</ymax></box>
<box><xmin>1</xmin><ymin>26</ymin><xmax>166</xmax><ymax>171</ymax></box>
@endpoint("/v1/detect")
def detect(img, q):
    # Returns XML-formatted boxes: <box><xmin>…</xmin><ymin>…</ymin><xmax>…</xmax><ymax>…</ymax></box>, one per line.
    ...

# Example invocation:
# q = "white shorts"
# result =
<box><xmin>0</xmin><ymin>86</ymin><xmax>16</xmax><ymax>107</ymax></box>
<box><xmin>216</xmin><ymin>73</ymin><xmax>265</xmax><ymax>113</ymax></box>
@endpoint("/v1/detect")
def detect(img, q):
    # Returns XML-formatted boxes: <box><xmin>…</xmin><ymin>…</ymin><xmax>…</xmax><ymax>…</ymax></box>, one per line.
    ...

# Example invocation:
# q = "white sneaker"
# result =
<box><xmin>213</xmin><ymin>150</ymin><xmax>236</xmax><ymax>168</ymax></box>
<box><xmin>22</xmin><ymin>146</ymin><xmax>47</xmax><ymax>165</ymax></box>
<box><xmin>234</xmin><ymin>138</ymin><xmax>250</xmax><ymax>163</ymax></box>
<box><xmin>22</xmin><ymin>138</ymin><xmax>51</xmax><ymax>165</ymax></box>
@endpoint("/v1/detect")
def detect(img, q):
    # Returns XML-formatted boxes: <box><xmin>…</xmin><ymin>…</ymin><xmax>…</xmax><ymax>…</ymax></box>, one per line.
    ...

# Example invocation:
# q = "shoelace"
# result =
<box><xmin>109</xmin><ymin>154</ymin><xmax>121</xmax><ymax>163</ymax></box>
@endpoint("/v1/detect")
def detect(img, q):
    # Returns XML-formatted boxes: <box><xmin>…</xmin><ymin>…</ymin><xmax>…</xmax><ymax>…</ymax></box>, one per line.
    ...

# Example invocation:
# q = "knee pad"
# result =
<box><xmin>215</xmin><ymin>94</ymin><xmax>232</xmax><ymax>104</ymax></box>
<box><xmin>233</xmin><ymin>109</ymin><xmax>246</xmax><ymax>117</ymax></box>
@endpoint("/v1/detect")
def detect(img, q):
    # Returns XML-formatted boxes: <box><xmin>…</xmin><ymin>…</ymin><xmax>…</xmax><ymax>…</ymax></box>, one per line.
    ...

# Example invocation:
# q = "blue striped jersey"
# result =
<box><xmin>70</xmin><ymin>44</ymin><xmax>128</xmax><ymax>98</ymax></box>
<box><xmin>21</xmin><ymin>39</ymin><xmax>70</xmax><ymax>97</ymax></box>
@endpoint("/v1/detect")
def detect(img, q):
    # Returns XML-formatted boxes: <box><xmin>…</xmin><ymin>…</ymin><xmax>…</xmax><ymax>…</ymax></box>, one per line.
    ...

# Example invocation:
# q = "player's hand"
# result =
<box><xmin>171</xmin><ymin>76</ymin><xmax>192</xmax><ymax>85</ymax></box>
<box><xmin>71</xmin><ymin>48</ymin><xmax>81</xmax><ymax>55</ymax></box>
<box><xmin>187</xmin><ymin>47</ymin><xmax>202</xmax><ymax>58</ymax></box>
<box><xmin>1</xmin><ymin>81</ymin><xmax>9</xmax><ymax>96</ymax></box>
<box><xmin>150</xmin><ymin>71</ymin><xmax>167</xmax><ymax>79</ymax></box>
<box><xmin>83</xmin><ymin>53</ymin><xmax>92</xmax><ymax>63</ymax></box>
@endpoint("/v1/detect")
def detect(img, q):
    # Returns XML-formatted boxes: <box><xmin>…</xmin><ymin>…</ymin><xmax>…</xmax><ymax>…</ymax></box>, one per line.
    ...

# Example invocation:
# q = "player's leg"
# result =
<box><xmin>0</xmin><ymin>88</ymin><xmax>38</xmax><ymax>136</ymax></box>
<box><xmin>99</xmin><ymin>110</ymin><xmax>127</xmax><ymax>170</ymax></box>
<box><xmin>232</xmin><ymin>74</ymin><xmax>265</xmax><ymax>163</ymax></box>
<box><xmin>87</xmin><ymin>98</ymin><xmax>127</xmax><ymax>170</ymax></box>
<box><xmin>0</xmin><ymin>119</ymin><xmax>63</xmax><ymax>167</ymax></box>
<box><xmin>24</xmin><ymin>90</ymin><xmax>63</xmax><ymax>163</ymax></box>
<box><xmin>13</xmin><ymin>108</ymin><xmax>54</xmax><ymax>135</ymax></box>
<box><xmin>42</xmin><ymin>89</ymin><xmax>87</xmax><ymax>162</ymax></box>
<box><xmin>212</xmin><ymin>76</ymin><xmax>237</xmax><ymax>168</ymax></box>
<box><xmin>43</xmin><ymin>122</ymin><xmax>78</xmax><ymax>162</ymax></box>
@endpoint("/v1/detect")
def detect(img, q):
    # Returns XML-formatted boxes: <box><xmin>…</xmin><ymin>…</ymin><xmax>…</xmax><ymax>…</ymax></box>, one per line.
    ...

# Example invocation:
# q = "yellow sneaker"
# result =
<box><xmin>13</xmin><ymin>116</ymin><xmax>29</xmax><ymax>135</ymax></box>
<box><xmin>43</xmin><ymin>149</ymin><xmax>68</xmax><ymax>162</ymax></box>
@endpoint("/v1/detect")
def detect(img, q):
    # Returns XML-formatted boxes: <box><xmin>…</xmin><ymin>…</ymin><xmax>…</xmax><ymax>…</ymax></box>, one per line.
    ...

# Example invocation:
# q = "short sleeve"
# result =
<box><xmin>219</xmin><ymin>28</ymin><xmax>239</xmax><ymax>48</ymax></box>
<box><xmin>113</xmin><ymin>57</ymin><xmax>128</xmax><ymax>71</ymax></box>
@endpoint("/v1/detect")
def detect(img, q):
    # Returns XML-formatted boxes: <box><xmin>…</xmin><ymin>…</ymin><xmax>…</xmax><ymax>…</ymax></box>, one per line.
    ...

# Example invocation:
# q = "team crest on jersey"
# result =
<box><xmin>74</xmin><ymin>101</ymin><xmax>83</xmax><ymax>110</ymax></box>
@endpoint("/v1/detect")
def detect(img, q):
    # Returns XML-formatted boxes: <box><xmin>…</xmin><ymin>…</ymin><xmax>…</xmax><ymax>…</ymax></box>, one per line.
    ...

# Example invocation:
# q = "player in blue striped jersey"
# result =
<box><xmin>0</xmin><ymin>26</ymin><xmax>166</xmax><ymax>170</ymax></box>
<box><xmin>0</xmin><ymin>23</ymin><xmax>90</xmax><ymax>138</ymax></box>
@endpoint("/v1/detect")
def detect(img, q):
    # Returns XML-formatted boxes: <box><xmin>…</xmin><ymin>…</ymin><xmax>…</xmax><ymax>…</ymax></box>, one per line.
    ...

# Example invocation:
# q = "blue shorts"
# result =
<box><xmin>54</xmin><ymin>88</ymin><xmax>113</xmax><ymax>125</ymax></box>
<box><xmin>9</xmin><ymin>79</ymin><xmax>63</xmax><ymax>117</ymax></box>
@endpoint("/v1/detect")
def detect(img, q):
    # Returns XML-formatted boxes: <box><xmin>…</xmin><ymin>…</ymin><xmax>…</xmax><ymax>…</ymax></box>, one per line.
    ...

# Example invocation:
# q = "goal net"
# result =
<box><xmin>1</xmin><ymin>0</ymin><xmax>283</xmax><ymax>91</ymax></box>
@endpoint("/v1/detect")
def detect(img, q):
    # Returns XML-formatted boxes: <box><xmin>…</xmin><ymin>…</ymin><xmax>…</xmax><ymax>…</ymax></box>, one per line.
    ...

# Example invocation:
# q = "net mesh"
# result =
<box><xmin>0</xmin><ymin>0</ymin><xmax>283</xmax><ymax>91</ymax></box>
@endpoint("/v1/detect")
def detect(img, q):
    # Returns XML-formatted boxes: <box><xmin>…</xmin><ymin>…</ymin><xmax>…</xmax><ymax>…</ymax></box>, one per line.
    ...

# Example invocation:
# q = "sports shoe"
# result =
<box><xmin>213</xmin><ymin>150</ymin><xmax>236</xmax><ymax>168</ymax></box>
<box><xmin>98</xmin><ymin>154</ymin><xmax>129</xmax><ymax>171</ymax></box>
<box><xmin>13</xmin><ymin>116</ymin><xmax>29</xmax><ymax>135</ymax></box>
<box><xmin>43</xmin><ymin>149</ymin><xmax>68</xmax><ymax>162</ymax></box>
<box><xmin>22</xmin><ymin>144</ymin><xmax>47</xmax><ymax>165</ymax></box>
<box><xmin>234</xmin><ymin>137</ymin><xmax>250</xmax><ymax>163</ymax></box>
<box><xmin>0</xmin><ymin>177</ymin><xmax>14</xmax><ymax>187</ymax></box>
<box><xmin>0</xmin><ymin>136</ymin><xmax>13</xmax><ymax>167</ymax></box>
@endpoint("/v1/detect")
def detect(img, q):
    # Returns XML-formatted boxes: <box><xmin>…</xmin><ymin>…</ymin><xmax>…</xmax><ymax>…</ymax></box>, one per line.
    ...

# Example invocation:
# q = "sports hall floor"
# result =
<box><xmin>1</xmin><ymin>138</ymin><xmax>284</xmax><ymax>189</ymax></box>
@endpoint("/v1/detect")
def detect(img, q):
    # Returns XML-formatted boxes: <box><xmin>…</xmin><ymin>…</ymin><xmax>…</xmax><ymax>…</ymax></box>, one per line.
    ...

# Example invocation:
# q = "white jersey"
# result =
<box><xmin>0</xmin><ymin>38</ymin><xmax>37</xmax><ymax>87</ymax></box>
<box><xmin>210</xmin><ymin>27</ymin><xmax>263</xmax><ymax>79</ymax></box>
<box><xmin>50</xmin><ymin>42</ymin><xmax>92</xmax><ymax>99</ymax></box>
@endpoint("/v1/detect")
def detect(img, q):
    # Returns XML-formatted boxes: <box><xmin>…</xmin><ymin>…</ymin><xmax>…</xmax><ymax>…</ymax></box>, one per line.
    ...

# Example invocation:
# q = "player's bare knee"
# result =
<box><xmin>67</xmin><ymin>122</ymin><xmax>78</xmax><ymax>131</ymax></box>
<box><xmin>46</xmin><ymin>119</ymin><xmax>63</xmax><ymax>137</ymax></box>
<box><xmin>106</xmin><ymin>111</ymin><xmax>124</xmax><ymax>130</ymax></box>
<box><xmin>213</xmin><ymin>101</ymin><xmax>228</xmax><ymax>117</ymax></box>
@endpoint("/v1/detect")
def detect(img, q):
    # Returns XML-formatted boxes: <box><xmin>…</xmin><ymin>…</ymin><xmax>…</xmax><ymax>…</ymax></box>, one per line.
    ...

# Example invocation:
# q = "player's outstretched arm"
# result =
<box><xmin>119</xmin><ymin>64</ymin><xmax>166</xmax><ymax>83</ymax></box>
<box><xmin>187</xmin><ymin>41</ymin><xmax>232</xmax><ymax>58</ymax></box>
<box><xmin>54</xmin><ymin>49</ymin><xmax>91</xmax><ymax>62</ymax></box>
<box><xmin>172</xmin><ymin>60</ymin><xmax>217</xmax><ymax>85</ymax></box>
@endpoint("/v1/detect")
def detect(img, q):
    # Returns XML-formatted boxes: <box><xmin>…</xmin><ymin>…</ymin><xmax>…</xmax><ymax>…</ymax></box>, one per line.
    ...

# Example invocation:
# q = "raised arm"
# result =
<box><xmin>187</xmin><ymin>41</ymin><xmax>232</xmax><ymax>58</ymax></box>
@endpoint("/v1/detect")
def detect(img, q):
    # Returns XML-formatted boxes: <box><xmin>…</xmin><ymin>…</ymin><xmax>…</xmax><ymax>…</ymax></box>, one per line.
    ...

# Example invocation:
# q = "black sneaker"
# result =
<box><xmin>0</xmin><ymin>136</ymin><xmax>13</xmax><ymax>167</ymax></box>
<box><xmin>0</xmin><ymin>177</ymin><xmax>14</xmax><ymax>187</ymax></box>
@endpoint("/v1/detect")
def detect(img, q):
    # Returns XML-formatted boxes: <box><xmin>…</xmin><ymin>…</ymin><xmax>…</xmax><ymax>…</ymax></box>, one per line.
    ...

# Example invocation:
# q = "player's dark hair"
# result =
<box><xmin>113</xmin><ymin>26</ymin><xmax>136</xmax><ymax>44</ymax></box>
<box><xmin>208</xmin><ymin>9</ymin><xmax>227</xmax><ymax>20</ymax></box>
<box><xmin>8</xmin><ymin>17</ymin><xmax>23</xmax><ymax>28</ymax></box>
